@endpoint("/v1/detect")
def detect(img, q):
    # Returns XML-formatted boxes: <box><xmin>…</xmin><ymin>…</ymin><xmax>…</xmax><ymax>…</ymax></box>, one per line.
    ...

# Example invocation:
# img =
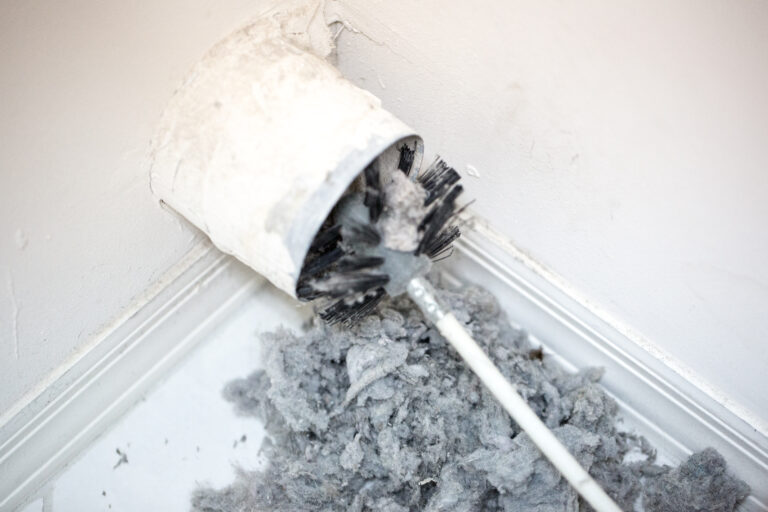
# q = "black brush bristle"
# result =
<box><xmin>297</xmin><ymin>271</ymin><xmax>388</xmax><ymax>303</ymax></box>
<box><xmin>336</xmin><ymin>255</ymin><xmax>385</xmax><ymax>272</ymax></box>
<box><xmin>315</xmin><ymin>272</ymin><xmax>390</xmax><ymax>299</ymax></box>
<box><xmin>417</xmin><ymin>184</ymin><xmax>463</xmax><ymax>257</ymax></box>
<box><xmin>300</xmin><ymin>246</ymin><xmax>346</xmax><ymax>278</ymax></box>
<box><xmin>296</xmin><ymin>219</ymin><xmax>385</xmax><ymax>304</ymax></box>
<box><xmin>363</xmin><ymin>161</ymin><xmax>384</xmax><ymax>222</ymax></box>
<box><xmin>423</xmin><ymin>225</ymin><xmax>460</xmax><ymax>260</ymax></box>
<box><xmin>341</xmin><ymin>221</ymin><xmax>381</xmax><ymax>246</ymax></box>
<box><xmin>320</xmin><ymin>288</ymin><xmax>387</xmax><ymax>325</ymax></box>
<box><xmin>296</xmin><ymin>282</ymin><xmax>323</xmax><ymax>301</ymax></box>
<box><xmin>397</xmin><ymin>143</ymin><xmax>416</xmax><ymax>175</ymax></box>
<box><xmin>417</xmin><ymin>159</ymin><xmax>461</xmax><ymax>206</ymax></box>
<box><xmin>309</xmin><ymin>223</ymin><xmax>342</xmax><ymax>253</ymax></box>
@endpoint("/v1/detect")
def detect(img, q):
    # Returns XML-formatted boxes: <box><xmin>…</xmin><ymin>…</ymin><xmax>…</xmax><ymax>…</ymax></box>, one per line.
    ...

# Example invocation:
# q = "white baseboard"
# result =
<box><xmin>1</xmin><ymin>224</ymin><xmax>765</xmax><ymax>511</ymax></box>
<box><xmin>0</xmin><ymin>244</ymin><xmax>262</xmax><ymax>512</ymax></box>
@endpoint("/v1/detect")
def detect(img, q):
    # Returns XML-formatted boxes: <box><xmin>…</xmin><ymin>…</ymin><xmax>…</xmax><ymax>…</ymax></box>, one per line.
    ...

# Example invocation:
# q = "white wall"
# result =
<box><xmin>0</xmin><ymin>0</ymin><xmax>280</xmax><ymax>416</ymax></box>
<box><xmin>2</xmin><ymin>0</ymin><xmax>767</xmax><ymax>437</ymax></box>
<box><xmin>331</xmin><ymin>0</ymin><xmax>768</xmax><ymax>430</ymax></box>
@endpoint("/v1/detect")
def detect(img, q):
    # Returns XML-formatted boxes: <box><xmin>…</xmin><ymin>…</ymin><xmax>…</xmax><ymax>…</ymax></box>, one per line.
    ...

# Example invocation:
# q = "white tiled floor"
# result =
<box><xmin>31</xmin><ymin>287</ymin><xmax>312</xmax><ymax>512</ymax></box>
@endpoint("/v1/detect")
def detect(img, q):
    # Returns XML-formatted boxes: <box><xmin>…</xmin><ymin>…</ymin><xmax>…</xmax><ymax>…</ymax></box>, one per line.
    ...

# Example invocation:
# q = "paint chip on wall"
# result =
<box><xmin>465</xmin><ymin>165</ymin><xmax>480</xmax><ymax>178</ymax></box>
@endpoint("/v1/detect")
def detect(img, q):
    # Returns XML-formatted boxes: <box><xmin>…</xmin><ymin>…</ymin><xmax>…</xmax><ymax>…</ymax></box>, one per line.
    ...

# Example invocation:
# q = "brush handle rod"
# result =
<box><xmin>406</xmin><ymin>277</ymin><xmax>622</xmax><ymax>512</ymax></box>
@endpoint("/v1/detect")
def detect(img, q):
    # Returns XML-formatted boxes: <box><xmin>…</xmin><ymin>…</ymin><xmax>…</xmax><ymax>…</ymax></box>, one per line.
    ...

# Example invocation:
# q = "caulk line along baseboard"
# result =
<box><xmin>0</xmin><ymin>219</ymin><xmax>765</xmax><ymax>511</ymax></box>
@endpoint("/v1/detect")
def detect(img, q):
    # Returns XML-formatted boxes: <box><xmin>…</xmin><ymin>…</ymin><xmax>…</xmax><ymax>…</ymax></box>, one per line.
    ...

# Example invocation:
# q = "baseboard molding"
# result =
<box><xmin>449</xmin><ymin>221</ymin><xmax>768</xmax><ymax>511</ymax></box>
<box><xmin>0</xmin><ymin>244</ymin><xmax>261</xmax><ymax>512</ymax></box>
<box><xmin>1</xmin><ymin>223</ymin><xmax>765</xmax><ymax>511</ymax></box>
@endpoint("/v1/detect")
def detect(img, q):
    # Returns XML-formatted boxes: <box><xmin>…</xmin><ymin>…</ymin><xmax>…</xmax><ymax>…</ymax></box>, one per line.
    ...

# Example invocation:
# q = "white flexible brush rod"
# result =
<box><xmin>407</xmin><ymin>277</ymin><xmax>622</xmax><ymax>512</ymax></box>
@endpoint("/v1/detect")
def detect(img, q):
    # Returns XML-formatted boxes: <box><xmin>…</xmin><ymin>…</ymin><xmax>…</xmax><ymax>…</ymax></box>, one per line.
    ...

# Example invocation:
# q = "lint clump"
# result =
<box><xmin>191</xmin><ymin>278</ymin><xmax>749</xmax><ymax>512</ymax></box>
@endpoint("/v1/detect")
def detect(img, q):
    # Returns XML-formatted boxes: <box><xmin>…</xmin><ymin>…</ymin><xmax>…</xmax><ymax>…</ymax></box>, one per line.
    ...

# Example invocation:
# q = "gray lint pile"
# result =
<box><xmin>191</xmin><ymin>277</ymin><xmax>749</xmax><ymax>512</ymax></box>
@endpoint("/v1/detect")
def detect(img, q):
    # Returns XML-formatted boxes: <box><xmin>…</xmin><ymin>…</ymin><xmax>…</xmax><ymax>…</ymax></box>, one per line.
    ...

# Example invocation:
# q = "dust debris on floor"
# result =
<box><xmin>113</xmin><ymin>448</ymin><xmax>128</xmax><ymax>470</ymax></box>
<box><xmin>191</xmin><ymin>277</ymin><xmax>749</xmax><ymax>512</ymax></box>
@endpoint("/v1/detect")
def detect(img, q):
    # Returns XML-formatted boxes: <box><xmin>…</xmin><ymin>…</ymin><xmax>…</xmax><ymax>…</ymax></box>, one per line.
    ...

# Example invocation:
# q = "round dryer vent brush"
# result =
<box><xmin>150</xmin><ymin>20</ymin><xmax>621</xmax><ymax>512</ymax></box>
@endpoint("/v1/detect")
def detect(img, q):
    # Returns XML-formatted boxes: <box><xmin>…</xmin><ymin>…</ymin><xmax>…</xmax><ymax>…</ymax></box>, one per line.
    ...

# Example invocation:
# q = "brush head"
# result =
<box><xmin>149</xmin><ymin>21</ymin><xmax>426</xmax><ymax>297</ymax></box>
<box><xmin>296</xmin><ymin>144</ymin><xmax>465</xmax><ymax>325</ymax></box>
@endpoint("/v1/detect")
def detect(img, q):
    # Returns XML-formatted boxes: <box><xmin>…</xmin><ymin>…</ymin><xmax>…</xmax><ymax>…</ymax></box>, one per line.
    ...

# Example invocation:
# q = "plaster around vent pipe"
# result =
<box><xmin>149</xmin><ymin>14</ymin><xmax>422</xmax><ymax>297</ymax></box>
